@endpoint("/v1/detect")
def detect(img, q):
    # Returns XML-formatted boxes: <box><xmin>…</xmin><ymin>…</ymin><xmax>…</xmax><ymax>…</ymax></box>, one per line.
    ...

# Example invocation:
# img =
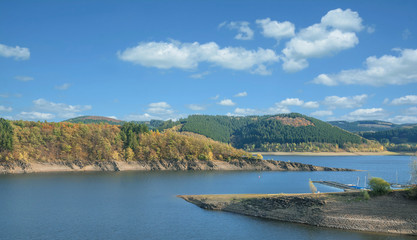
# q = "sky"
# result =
<box><xmin>1</xmin><ymin>0</ymin><xmax>417</xmax><ymax>123</ymax></box>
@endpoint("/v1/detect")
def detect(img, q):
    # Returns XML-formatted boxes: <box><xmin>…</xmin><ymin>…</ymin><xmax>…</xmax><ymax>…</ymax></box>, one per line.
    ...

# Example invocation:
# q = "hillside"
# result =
<box><xmin>328</xmin><ymin>120</ymin><xmax>399</xmax><ymax>132</ymax></box>
<box><xmin>360</xmin><ymin>125</ymin><xmax>417</xmax><ymax>144</ymax></box>
<box><xmin>174</xmin><ymin>114</ymin><xmax>383</xmax><ymax>152</ymax></box>
<box><xmin>63</xmin><ymin>116</ymin><xmax>124</xmax><ymax>125</ymax></box>
<box><xmin>0</xmin><ymin>118</ymin><xmax>354</xmax><ymax>174</ymax></box>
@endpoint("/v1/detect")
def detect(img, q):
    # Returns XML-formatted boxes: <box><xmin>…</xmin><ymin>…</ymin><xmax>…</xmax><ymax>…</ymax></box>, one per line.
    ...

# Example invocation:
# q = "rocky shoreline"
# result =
<box><xmin>179</xmin><ymin>191</ymin><xmax>417</xmax><ymax>236</ymax></box>
<box><xmin>0</xmin><ymin>158</ymin><xmax>353</xmax><ymax>174</ymax></box>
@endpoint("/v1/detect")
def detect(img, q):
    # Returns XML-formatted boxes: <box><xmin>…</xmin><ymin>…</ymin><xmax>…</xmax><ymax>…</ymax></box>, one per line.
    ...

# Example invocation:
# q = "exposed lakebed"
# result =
<box><xmin>0</xmin><ymin>155</ymin><xmax>415</xmax><ymax>239</ymax></box>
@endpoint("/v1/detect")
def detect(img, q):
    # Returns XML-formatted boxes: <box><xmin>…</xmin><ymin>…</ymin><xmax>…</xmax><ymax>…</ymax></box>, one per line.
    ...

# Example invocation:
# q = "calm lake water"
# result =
<box><xmin>0</xmin><ymin>155</ymin><xmax>415</xmax><ymax>240</ymax></box>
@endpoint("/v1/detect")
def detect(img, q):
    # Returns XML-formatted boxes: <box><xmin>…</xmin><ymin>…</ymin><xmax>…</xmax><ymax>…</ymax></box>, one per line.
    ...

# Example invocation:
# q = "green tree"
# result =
<box><xmin>0</xmin><ymin>118</ymin><xmax>14</xmax><ymax>151</ymax></box>
<box><xmin>369</xmin><ymin>177</ymin><xmax>391</xmax><ymax>196</ymax></box>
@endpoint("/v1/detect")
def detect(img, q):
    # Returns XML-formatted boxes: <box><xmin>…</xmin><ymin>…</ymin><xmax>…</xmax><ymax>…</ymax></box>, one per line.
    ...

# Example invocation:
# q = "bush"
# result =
<box><xmin>362</xmin><ymin>190</ymin><xmax>370</xmax><ymax>200</ymax></box>
<box><xmin>407</xmin><ymin>186</ymin><xmax>417</xmax><ymax>200</ymax></box>
<box><xmin>369</xmin><ymin>177</ymin><xmax>391</xmax><ymax>196</ymax></box>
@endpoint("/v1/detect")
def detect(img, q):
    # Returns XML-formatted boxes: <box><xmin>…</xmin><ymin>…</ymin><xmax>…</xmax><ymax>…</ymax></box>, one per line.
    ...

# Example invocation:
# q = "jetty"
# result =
<box><xmin>312</xmin><ymin>180</ymin><xmax>365</xmax><ymax>191</ymax></box>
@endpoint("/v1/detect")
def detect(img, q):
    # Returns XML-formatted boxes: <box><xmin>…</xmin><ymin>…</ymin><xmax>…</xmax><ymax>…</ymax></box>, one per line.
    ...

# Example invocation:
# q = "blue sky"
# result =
<box><xmin>1</xmin><ymin>0</ymin><xmax>417</xmax><ymax>123</ymax></box>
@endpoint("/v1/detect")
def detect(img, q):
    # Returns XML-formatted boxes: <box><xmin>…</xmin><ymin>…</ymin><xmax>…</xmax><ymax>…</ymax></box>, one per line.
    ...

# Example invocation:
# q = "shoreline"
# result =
<box><xmin>0</xmin><ymin>159</ymin><xmax>354</xmax><ymax>175</ymax></box>
<box><xmin>179</xmin><ymin>191</ymin><xmax>417</xmax><ymax>236</ymax></box>
<box><xmin>252</xmin><ymin>151</ymin><xmax>411</xmax><ymax>156</ymax></box>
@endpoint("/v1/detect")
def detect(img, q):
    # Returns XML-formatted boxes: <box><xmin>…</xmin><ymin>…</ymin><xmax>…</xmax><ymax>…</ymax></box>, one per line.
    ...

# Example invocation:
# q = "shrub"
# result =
<box><xmin>362</xmin><ymin>190</ymin><xmax>370</xmax><ymax>200</ymax></box>
<box><xmin>407</xmin><ymin>186</ymin><xmax>417</xmax><ymax>200</ymax></box>
<box><xmin>369</xmin><ymin>177</ymin><xmax>391</xmax><ymax>196</ymax></box>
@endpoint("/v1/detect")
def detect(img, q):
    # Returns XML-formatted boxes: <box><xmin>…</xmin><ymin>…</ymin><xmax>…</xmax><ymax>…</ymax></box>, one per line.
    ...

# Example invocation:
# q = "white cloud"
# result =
<box><xmin>107</xmin><ymin>116</ymin><xmax>118</xmax><ymax>119</ymax></box>
<box><xmin>118</xmin><ymin>40</ymin><xmax>279</xmax><ymax>75</ymax></box>
<box><xmin>189</xmin><ymin>71</ymin><xmax>209</xmax><ymax>79</ymax></box>
<box><xmin>0</xmin><ymin>105</ymin><xmax>12</xmax><ymax>112</ymax></box>
<box><xmin>0</xmin><ymin>93</ymin><xmax>9</xmax><ymax>98</ymax></box>
<box><xmin>17</xmin><ymin>111</ymin><xmax>55</xmax><ymax>120</ymax></box>
<box><xmin>276</xmin><ymin>98</ymin><xmax>318</xmax><ymax>108</ymax></box>
<box><xmin>234</xmin><ymin>91</ymin><xmax>247</xmax><ymax>97</ymax></box>
<box><xmin>147</xmin><ymin>102</ymin><xmax>173</xmax><ymax>115</ymax></box>
<box><xmin>304</xmin><ymin>101</ymin><xmax>320</xmax><ymax>108</ymax></box>
<box><xmin>218</xmin><ymin>99</ymin><xmax>236</xmax><ymax>106</ymax></box>
<box><xmin>256</xmin><ymin>18</ymin><xmax>295</xmax><ymax>42</ymax></box>
<box><xmin>406</xmin><ymin>107</ymin><xmax>417</xmax><ymax>115</ymax></box>
<box><xmin>323</xmin><ymin>94</ymin><xmax>367</xmax><ymax>109</ymax></box>
<box><xmin>279</xmin><ymin>98</ymin><xmax>304</xmax><ymax>106</ymax></box>
<box><xmin>311</xmin><ymin>110</ymin><xmax>333</xmax><ymax>117</ymax></box>
<box><xmin>0</xmin><ymin>43</ymin><xmax>30</xmax><ymax>60</ymax></box>
<box><xmin>211</xmin><ymin>94</ymin><xmax>220</xmax><ymax>100</ymax></box>
<box><xmin>219</xmin><ymin>21</ymin><xmax>254</xmax><ymax>40</ymax></box>
<box><xmin>312</xmin><ymin>48</ymin><xmax>417</xmax><ymax>86</ymax></box>
<box><xmin>55</xmin><ymin>83</ymin><xmax>71</xmax><ymax>90</ymax></box>
<box><xmin>320</xmin><ymin>8</ymin><xmax>364</xmax><ymax>32</ymax></box>
<box><xmin>32</xmin><ymin>98</ymin><xmax>92</xmax><ymax>119</ymax></box>
<box><xmin>281</xmin><ymin>8</ymin><xmax>363</xmax><ymax>72</ymax></box>
<box><xmin>187</xmin><ymin>104</ymin><xmax>205</xmax><ymax>111</ymax></box>
<box><xmin>267</xmin><ymin>104</ymin><xmax>291</xmax><ymax>114</ymax></box>
<box><xmin>124</xmin><ymin>113</ymin><xmax>159</xmax><ymax>121</ymax></box>
<box><xmin>391</xmin><ymin>95</ymin><xmax>417</xmax><ymax>105</ymax></box>
<box><xmin>14</xmin><ymin>76</ymin><xmax>34</xmax><ymax>82</ymax></box>
<box><xmin>388</xmin><ymin>115</ymin><xmax>417</xmax><ymax>124</ymax></box>
<box><xmin>149</xmin><ymin>102</ymin><xmax>170</xmax><ymax>108</ymax></box>
<box><xmin>343</xmin><ymin>108</ymin><xmax>387</xmax><ymax>121</ymax></box>
<box><xmin>367</xmin><ymin>25</ymin><xmax>375</xmax><ymax>34</ymax></box>
<box><xmin>233</xmin><ymin>107</ymin><xmax>260</xmax><ymax>116</ymax></box>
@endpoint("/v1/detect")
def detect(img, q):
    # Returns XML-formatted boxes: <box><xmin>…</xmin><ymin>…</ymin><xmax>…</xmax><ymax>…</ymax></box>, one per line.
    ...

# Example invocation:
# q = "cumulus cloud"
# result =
<box><xmin>304</xmin><ymin>101</ymin><xmax>320</xmax><ymax>108</ymax></box>
<box><xmin>391</xmin><ymin>95</ymin><xmax>417</xmax><ymax>105</ymax></box>
<box><xmin>147</xmin><ymin>102</ymin><xmax>173</xmax><ymax>115</ymax></box>
<box><xmin>276</xmin><ymin>98</ymin><xmax>319</xmax><ymax>108</ymax></box>
<box><xmin>281</xmin><ymin>8</ymin><xmax>363</xmax><ymax>72</ymax></box>
<box><xmin>219</xmin><ymin>21</ymin><xmax>254</xmax><ymax>40</ymax></box>
<box><xmin>234</xmin><ymin>91</ymin><xmax>247</xmax><ymax>97</ymax></box>
<box><xmin>343</xmin><ymin>108</ymin><xmax>387</xmax><ymax>121</ymax></box>
<box><xmin>406</xmin><ymin>107</ymin><xmax>417</xmax><ymax>115</ymax></box>
<box><xmin>232</xmin><ymin>108</ymin><xmax>260</xmax><ymax>116</ymax></box>
<box><xmin>388</xmin><ymin>115</ymin><xmax>417</xmax><ymax>124</ymax></box>
<box><xmin>14</xmin><ymin>76</ymin><xmax>34</xmax><ymax>82</ymax></box>
<box><xmin>0</xmin><ymin>105</ymin><xmax>12</xmax><ymax>112</ymax></box>
<box><xmin>17</xmin><ymin>111</ymin><xmax>55</xmax><ymax>120</ymax></box>
<box><xmin>310</xmin><ymin>110</ymin><xmax>333</xmax><ymax>117</ymax></box>
<box><xmin>55</xmin><ymin>83</ymin><xmax>71</xmax><ymax>90</ymax></box>
<box><xmin>187</xmin><ymin>104</ymin><xmax>205</xmax><ymax>111</ymax></box>
<box><xmin>0</xmin><ymin>43</ymin><xmax>30</xmax><ymax>60</ymax></box>
<box><xmin>117</xmin><ymin>40</ymin><xmax>279</xmax><ymax>75</ymax></box>
<box><xmin>124</xmin><ymin>113</ymin><xmax>159</xmax><ymax>121</ymax></box>
<box><xmin>256</xmin><ymin>18</ymin><xmax>295</xmax><ymax>42</ymax></box>
<box><xmin>322</xmin><ymin>94</ymin><xmax>367</xmax><ymax>109</ymax></box>
<box><xmin>312</xmin><ymin>48</ymin><xmax>417</xmax><ymax>86</ymax></box>
<box><xmin>33</xmin><ymin>98</ymin><xmax>92</xmax><ymax>119</ymax></box>
<box><xmin>218</xmin><ymin>99</ymin><xmax>236</xmax><ymax>106</ymax></box>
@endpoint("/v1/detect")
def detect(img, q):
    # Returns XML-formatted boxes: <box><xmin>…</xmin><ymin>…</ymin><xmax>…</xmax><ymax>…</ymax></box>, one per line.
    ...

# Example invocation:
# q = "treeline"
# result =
<box><xmin>176</xmin><ymin>114</ymin><xmax>367</xmax><ymax>151</ymax></box>
<box><xmin>360</xmin><ymin>126</ymin><xmax>417</xmax><ymax>144</ymax></box>
<box><xmin>233</xmin><ymin>114</ymin><xmax>364</xmax><ymax>149</ymax></box>
<box><xmin>0</xmin><ymin>119</ymin><xmax>250</xmax><ymax>165</ymax></box>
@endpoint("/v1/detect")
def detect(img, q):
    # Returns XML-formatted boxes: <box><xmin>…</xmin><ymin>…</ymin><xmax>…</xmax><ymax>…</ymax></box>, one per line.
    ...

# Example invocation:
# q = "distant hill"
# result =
<box><xmin>360</xmin><ymin>126</ymin><xmax>417</xmax><ymax>144</ymax></box>
<box><xmin>63</xmin><ymin>116</ymin><xmax>124</xmax><ymax>125</ymax></box>
<box><xmin>174</xmin><ymin>113</ymin><xmax>376</xmax><ymax>152</ymax></box>
<box><xmin>328</xmin><ymin>120</ymin><xmax>399</xmax><ymax>132</ymax></box>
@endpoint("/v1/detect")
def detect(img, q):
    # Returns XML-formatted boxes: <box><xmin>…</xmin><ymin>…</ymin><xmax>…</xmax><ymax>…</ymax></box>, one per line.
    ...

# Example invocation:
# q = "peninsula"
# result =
<box><xmin>179</xmin><ymin>191</ymin><xmax>417</xmax><ymax>236</ymax></box>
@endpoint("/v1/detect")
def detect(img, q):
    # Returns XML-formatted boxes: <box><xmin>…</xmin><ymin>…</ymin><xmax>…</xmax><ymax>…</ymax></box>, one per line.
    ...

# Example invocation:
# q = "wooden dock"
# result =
<box><xmin>312</xmin><ymin>181</ymin><xmax>362</xmax><ymax>191</ymax></box>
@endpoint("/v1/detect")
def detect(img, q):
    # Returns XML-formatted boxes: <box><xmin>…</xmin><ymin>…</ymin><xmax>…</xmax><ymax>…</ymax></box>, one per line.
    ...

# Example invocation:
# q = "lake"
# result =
<box><xmin>0</xmin><ymin>155</ymin><xmax>415</xmax><ymax>240</ymax></box>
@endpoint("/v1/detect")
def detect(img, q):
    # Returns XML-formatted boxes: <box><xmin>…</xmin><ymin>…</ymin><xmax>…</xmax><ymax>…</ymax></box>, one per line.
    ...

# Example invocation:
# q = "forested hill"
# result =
<box><xmin>360</xmin><ymin>126</ymin><xmax>417</xmax><ymax>144</ymax></box>
<box><xmin>0</xmin><ymin>119</ymin><xmax>252</xmax><ymax>166</ymax></box>
<box><xmin>328</xmin><ymin>120</ymin><xmax>399</xmax><ymax>132</ymax></box>
<box><xmin>64</xmin><ymin>116</ymin><xmax>124</xmax><ymax>125</ymax></box>
<box><xmin>177</xmin><ymin>114</ymin><xmax>374</xmax><ymax>151</ymax></box>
